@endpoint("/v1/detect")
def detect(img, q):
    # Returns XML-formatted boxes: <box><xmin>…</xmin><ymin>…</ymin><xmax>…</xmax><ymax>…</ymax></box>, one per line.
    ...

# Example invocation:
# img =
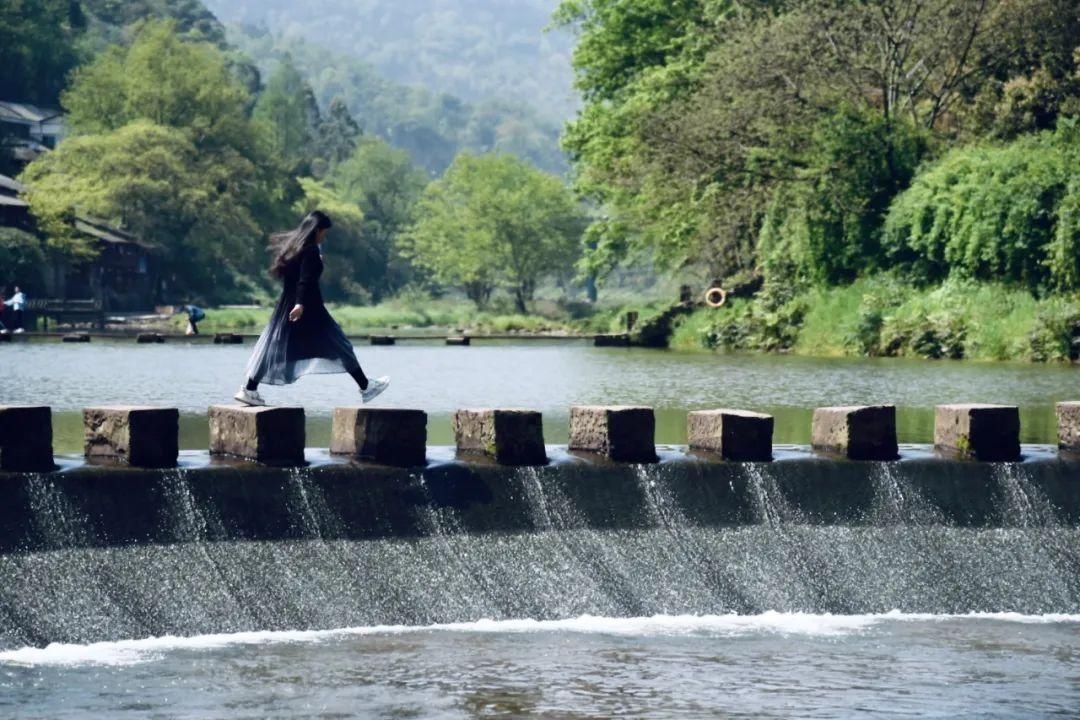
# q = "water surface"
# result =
<box><xmin>2</xmin><ymin>339</ymin><xmax>1077</xmax><ymax>452</ymax></box>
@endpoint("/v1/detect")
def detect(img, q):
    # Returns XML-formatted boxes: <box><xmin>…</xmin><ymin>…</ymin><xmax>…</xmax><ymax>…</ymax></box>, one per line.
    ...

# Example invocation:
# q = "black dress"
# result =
<box><xmin>244</xmin><ymin>244</ymin><xmax>360</xmax><ymax>385</ymax></box>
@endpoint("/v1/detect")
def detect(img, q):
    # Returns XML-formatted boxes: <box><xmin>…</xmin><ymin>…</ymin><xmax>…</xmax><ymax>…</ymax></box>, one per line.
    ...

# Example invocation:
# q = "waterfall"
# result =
<box><xmin>0</xmin><ymin>458</ymin><xmax>1077</xmax><ymax>647</ymax></box>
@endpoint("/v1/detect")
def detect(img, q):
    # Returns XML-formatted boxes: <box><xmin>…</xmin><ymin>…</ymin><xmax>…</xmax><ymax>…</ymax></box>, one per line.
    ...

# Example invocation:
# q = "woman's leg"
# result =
<box><xmin>348</xmin><ymin>366</ymin><xmax>368</xmax><ymax>390</ymax></box>
<box><xmin>245</xmin><ymin>377</ymin><xmax>260</xmax><ymax>391</ymax></box>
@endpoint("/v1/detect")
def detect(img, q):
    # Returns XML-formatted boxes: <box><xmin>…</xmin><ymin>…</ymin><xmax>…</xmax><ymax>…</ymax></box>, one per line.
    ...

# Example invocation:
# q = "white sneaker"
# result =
<box><xmin>13</xmin><ymin>328</ymin><xmax>24</xmax><ymax>334</ymax></box>
<box><xmin>234</xmin><ymin>387</ymin><xmax>266</xmax><ymax>406</ymax></box>
<box><xmin>361</xmin><ymin>376</ymin><xmax>390</xmax><ymax>404</ymax></box>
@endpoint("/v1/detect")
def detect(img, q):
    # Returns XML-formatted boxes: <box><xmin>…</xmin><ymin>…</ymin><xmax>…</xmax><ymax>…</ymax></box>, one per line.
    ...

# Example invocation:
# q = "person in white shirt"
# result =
<box><xmin>8</xmin><ymin>287</ymin><xmax>25</xmax><ymax>333</ymax></box>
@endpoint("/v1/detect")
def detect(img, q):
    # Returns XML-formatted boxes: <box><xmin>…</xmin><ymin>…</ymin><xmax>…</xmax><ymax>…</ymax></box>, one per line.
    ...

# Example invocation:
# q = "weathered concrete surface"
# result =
<box><xmin>84</xmin><ymin>406</ymin><xmax>179</xmax><ymax>468</ymax></box>
<box><xmin>453</xmin><ymin>409</ymin><xmax>547</xmax><ymax>466</ymax></box>
<box><xmin>569</xmin><ymin>406</ymin><xmax>658</xmax><ymax>463</ymax></box>
<box><xmin>209</xmin><ymin>405</ymin><xmax>305</xmax><ymax>466</ymax></box>
<box><xmin>1057</xmin><ymin>402</ymin><xmax>1080</xmax><ymax>451</ymax></box>
<box><xmin>935</xmin><ymin>404</ymin><xmax>1020</xmax><ymax>461</ymax></box>
<box><xmin>688</xmin><ymin>409</ymin><xmax>773</xmax><ymax>461</ymax></box>
<box><xmin>812</xmin><ymin>405</ymin><xmax>898</xmax><ymax>460</ymax></box>
<box><xmin>0</xmin><ymin>406</ymin><xmax>53</xmax><ymax>472</ymax></box>
<box><xmin>331</xmin><ymin>407</ymin><xmax>427</xmax><ymax>467</ymax></box>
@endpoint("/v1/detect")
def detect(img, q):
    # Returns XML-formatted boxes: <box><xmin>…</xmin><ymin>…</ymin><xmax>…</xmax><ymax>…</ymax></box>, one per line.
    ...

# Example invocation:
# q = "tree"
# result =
<box><xmin>21</xmin><ymin>121</ymin><xmax>261</xmax><ymax>299</ymax></box>
<box><xmin>329</xmin><ymin>136</ymin><xmax>429</xmax><ymax>298</ymax></box>
<box><xmin>400</xmin><ymin>154</ymin><xmax>583</xmax><ymax>311</ymax></box>
<box><xmin>0</xmin><ymin>0</ymin><xmax>86</xmax><ymax>105</ymax></box>
<box><xmin>291</xmin><ymin>177</ymin><xmax>372</xmax><ymax>303</ymax></box>
<box><xmin>253</xmin><ymin>55</ymin><xmax>316</xmax><ymax>165</ymax></box>
<box><xmin>315</xmin><ymin>97</ymin><xmax>363</xmax><ymax>167</ymax></box>
<box><xmin>556</xmin><ymin>0</ymin><xmax>1080</xmax><ymax>285</ymax></box>
<box><xmin>62</xmin><ymin>19</ymin><xmax>257</xmax><ymax>158</ymax></box>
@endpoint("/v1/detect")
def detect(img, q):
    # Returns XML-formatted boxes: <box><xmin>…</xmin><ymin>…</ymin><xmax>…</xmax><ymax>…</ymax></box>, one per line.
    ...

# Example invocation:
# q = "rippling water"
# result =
<box><xmin>2</xmin><ymin>339</ymin><xmax>1078</xmax><ymax>451</ymax></box>
<box><xmin>2</xmin><ymin>614</ymin><xmax>1077</xmax><ymax>718</ymax></box>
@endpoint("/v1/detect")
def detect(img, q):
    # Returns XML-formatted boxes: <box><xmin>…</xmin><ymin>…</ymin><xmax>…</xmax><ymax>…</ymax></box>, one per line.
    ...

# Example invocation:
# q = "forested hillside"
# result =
<box><xmin>202</xmin><ymin>0</ymin><xmax>577</xmax><ymax>121</ymax></box>
<box><xmin>229</xmin><ymin>26</ymin><xmax>567</xmax><ymax>175</ymax></box>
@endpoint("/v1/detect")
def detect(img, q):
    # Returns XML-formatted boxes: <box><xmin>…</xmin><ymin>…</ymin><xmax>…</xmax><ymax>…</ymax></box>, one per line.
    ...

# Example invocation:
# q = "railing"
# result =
<box><xmin>25</xmin><ymin>297</ymin><xmax>105</xmax><ymax>330</ymax></box>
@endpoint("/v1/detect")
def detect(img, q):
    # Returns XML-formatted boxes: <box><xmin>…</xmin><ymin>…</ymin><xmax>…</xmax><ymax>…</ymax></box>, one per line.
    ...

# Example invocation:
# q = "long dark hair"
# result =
<box><xmin>269</xmin><ymin>210</ymin><xmax>332</xmax><ymax>277</ymax></box>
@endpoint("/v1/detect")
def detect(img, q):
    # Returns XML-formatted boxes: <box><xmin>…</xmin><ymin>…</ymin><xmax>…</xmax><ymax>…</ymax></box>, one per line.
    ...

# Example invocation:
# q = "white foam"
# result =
<box><xmin>2</xmin><ymin>612</ymin><xmax>1077</xmax><ymax>668</ymax></box>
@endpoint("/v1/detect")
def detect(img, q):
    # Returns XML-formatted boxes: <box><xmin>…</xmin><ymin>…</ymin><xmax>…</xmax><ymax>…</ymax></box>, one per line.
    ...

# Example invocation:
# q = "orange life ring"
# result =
<box><xmin>705</xmin><ymin>287</ymin><xmax>727</xmax><ymax>308</ymax></box>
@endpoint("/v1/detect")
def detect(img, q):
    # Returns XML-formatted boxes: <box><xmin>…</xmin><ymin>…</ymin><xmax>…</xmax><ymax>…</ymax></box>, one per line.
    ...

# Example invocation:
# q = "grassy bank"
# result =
<box><xmin>169</xmin><ymin>295</ymin><xmax>677</xmax><ymax>336</ymax></box>
<box><xmin>671</xmin><ymin>276</ymin><xmax>1080</xmax><ymax>363</ymax></box>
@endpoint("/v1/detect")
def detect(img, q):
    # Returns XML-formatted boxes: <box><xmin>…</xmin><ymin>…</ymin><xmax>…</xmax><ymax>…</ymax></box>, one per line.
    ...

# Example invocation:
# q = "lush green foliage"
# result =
<box><xmin>674</xmin><ymin>276</ymin><xmax>1080</xmax><ymax>362</ymax></box>
<box><xmin>21</xmin><ymin>120</ymin><xmax>261</xmax><ymax>296</ymax></box>
<box><xmin>0</xmin><ymin>0</ymin><xmax>86</xmax><ymax>106</ymax></box>
<box><xmin>0</xmin><ymin>227</ymin><xmax>47</xmax><ymax>291</ymax></box>
<box><xmin>400</xmin><ymin>154</ymin><xmax>584</xmax><ymax>310</ymax></box>
<box><xmin>883</xmin><ymin>123</ymin><xmax>1080</xmax><ymax>293</ymax></box>
<box><xmin>559</xmin><ymin>0</ymin><xmax>1080</xmax><ymax>285</ymax></box>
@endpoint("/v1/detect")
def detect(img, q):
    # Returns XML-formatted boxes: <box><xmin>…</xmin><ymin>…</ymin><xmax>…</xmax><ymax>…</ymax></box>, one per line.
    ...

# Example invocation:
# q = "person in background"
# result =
<box><xmin>8</xmin><ymin>287</ymin><xmax>26</xmax><ymax>333</ymax></box>
<box><xmin>234</xmin><ymin>210</ymin><xmax>389</xmax><ymax>406</ymax></box>
<box><xmin>184</xmin><ymin>304</ymin><xmax>205</xmax><ymax>335</ymax></box>
<box><xmin>0</xmin><ymin>292</ymin><xmax>7</xmax><ymax>333</ymax></box>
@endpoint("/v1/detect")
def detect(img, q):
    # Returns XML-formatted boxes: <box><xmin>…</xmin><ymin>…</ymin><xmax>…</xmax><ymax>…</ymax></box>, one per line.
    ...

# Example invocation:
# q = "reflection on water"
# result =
<box><xmin>0</xmin><ymin>338</ymin><xmax>1076</xmax><ymax>450</ymax></box>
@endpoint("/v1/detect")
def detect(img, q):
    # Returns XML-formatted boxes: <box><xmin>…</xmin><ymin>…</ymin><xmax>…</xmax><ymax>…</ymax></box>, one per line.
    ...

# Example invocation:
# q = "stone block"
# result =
<box><xmin>62</xmin><ymin>333</ymin><xmax>90</xmax><ymax>343</ymax></box>
<box><xmin>935</xmin><ymin>404</ymin><xmax>1020</xmax><ymax>461</ymax></box>
<box><xmin>812</xmin><ymin>405</ymin><xmax>898</xmax><ymax>460</ymax></box>
<box><xmin>0</xmin><ymin>406</ymin><xmax>54</xmax><ymax>472</ymax></box>
<box><xmin>453</xmin><ymin>409</ymin><xmax>547</xmax><ymax>466</ymax></box>
<box><xmin>84</xmin><ymin>406</ymin><xmax>179</xmax><ymax>468</ymax></box>
<box><xmin>213</xmin><ymin>333</ymin><xmax>244</xmax><ymax>345</ymax></box>
<box><xmin>569</xmin><ymin>405</ymin><xmax>657</xmax><ymax>463</ymax></box>
<box><xmin>688</xmin><ymin>409</ymin><xmax>773</xmax><ymax>461</ymax></box>
<box><xmin>446</xmin><ymin>336</ymin><xmax>471</xmax><ymax>346</ymax></box>
<box><xmin>331</xmin><ymin>407</ymin><xmax>427</xmax><ymax>467</ymax></box>
<box><xmin>1057</xmin><ymin>401</ymin><xmax>1080</xmax><ymax>451</ymax></box>
<box><xmin>136</xmin><ymin>333</ymin><xmax>165</xmax><ymax>344</ymax></box>
<box><xmin>0</xmin><ymin>333</ymin><xmax>11</xmax><ymax>342</ymax></box>
<box><xmin>209</xmin><ymin>405</ymin><xmax>305</xmax><ymax>466</ymax></box>
<box><xmin>370</xmin><ymin>335</ymin><xmax>396</xmax><ymax>346</ymax></box>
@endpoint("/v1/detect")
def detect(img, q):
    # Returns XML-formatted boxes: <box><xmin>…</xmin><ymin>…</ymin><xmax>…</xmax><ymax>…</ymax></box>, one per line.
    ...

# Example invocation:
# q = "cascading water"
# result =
<box><xmin>0</xmin><ymin>455</ymin><xmax>1077</xmax><ymax>649</ymax></box>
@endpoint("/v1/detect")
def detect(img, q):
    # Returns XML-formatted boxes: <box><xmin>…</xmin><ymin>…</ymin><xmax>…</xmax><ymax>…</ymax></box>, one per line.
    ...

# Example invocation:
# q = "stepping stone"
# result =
<box><xmin>370</xmin><ymin>335</ymin><xmax>396</xmax><ymax>346</ymax></box>
<box><xmin>213</xmin><ymin>333</ymin><xmax>244</xmax><ymax>344</ymax></box>
<box><xmin>0</xmin><ymin>405</ymin><xmax>54</xmax><ymax>472</ymax></box>
<box><xmin>62</xmin><ymin>333</ymin><xmax>90</xmax><ymax>343</ymax></box>
<box><xmin>453</xmin><ymin>409</ymin><xmax>547</xmax><ymax>466</ymax></box>
<box><xmin>1057</xmin><ymin>401</ymin><xmax>1080</xmax><ymax>452</ymax></box>
<box><xmin>446</xmin><ymin>336</ymin><xmax>471</xmax><ymax>346</ymax></box>
<box><xmin>812</xmin><ymin>405</ymin><xmax>898</xmax><ymax>460</ymax></box>
<box><xmin>84</xmin><ymin>406</ymin><xmax>179</xmax><ymax>468</ymax></box>
<box><xmin>935</xmin><ymin>404</ymin><xmax>1020</xmax><ymax>461</ymax></box>
<box><xmin>569</xmin><ymin>405</ymin><xmax>657</xmax><ymax>463</ymax></box>
<box><xmin>688</xmin><ymin>409</ymin><xmax>773</xmax><ymax>461</ymax></box>
<box><xmin>136</xmin><ymin>333</ymin><xmax>165</xmax><ymax>344</ymax></box>
<box><xmin>331</xmin><ymin>407</ymin><xmax>427</xmax><ymax>467</ymax></box>
<box><xmin>209</xmin><ymin>405</ymin><xmax>305</xmax><ymax>466</ymax></box>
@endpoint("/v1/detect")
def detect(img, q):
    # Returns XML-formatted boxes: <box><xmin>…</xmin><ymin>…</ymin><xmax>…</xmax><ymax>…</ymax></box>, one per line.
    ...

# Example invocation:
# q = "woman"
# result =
<box><xmin>235</xmin><ymin>210</ymin><xmax>389</xmax><ymax>406</ymax></box>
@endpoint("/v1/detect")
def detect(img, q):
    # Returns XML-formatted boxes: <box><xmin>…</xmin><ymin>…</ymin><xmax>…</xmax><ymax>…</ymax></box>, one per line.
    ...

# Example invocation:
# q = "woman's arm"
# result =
<box><xmin>291</xmin><ymin>246</ymin><xmax>320</xmax><ymax>322</ymax></box>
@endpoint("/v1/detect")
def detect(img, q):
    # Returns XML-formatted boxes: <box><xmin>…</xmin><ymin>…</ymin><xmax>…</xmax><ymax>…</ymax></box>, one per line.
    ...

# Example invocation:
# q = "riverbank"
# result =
<box><xmin>159</xmin><ymin>296</ymin><xmax>677</xmax><ymax>337</ymax></box>
<box><xmin>672</xmin><ymin>277</ymin><xmax>1080</xmax><ymax>363</ymax></box>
